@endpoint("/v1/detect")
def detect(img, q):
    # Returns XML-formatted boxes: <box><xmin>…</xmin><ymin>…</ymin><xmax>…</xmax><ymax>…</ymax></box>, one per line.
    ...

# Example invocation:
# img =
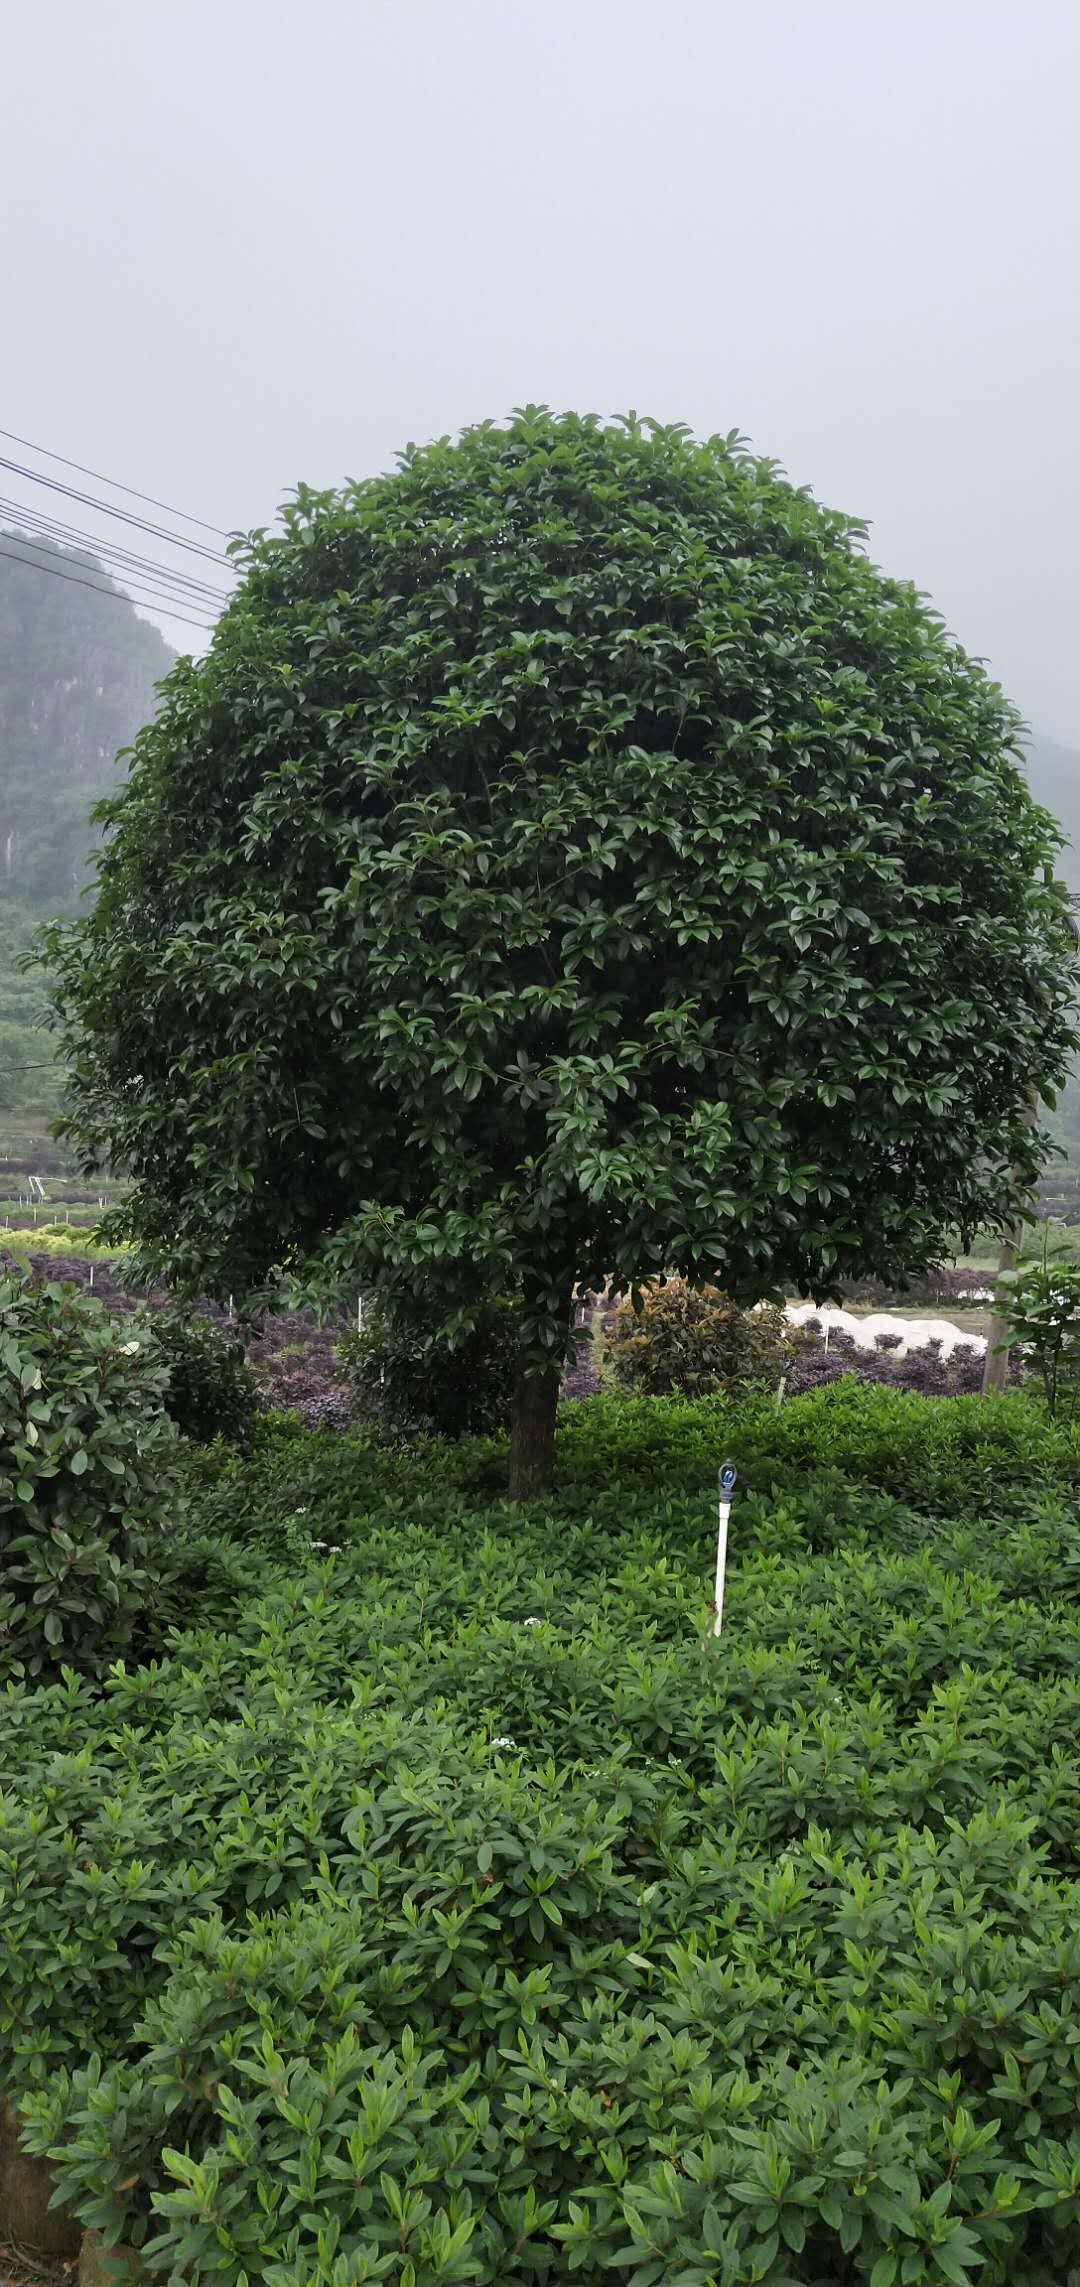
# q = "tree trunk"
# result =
<box><xmin>981</xmin><ymin>1225</ymin><xmax>1020</xmax><ymax>1394</ymax></box>
<box><xmin>508</xmin><ymin>1285</ymin><xmax>573</xmax><ymax>1500</ymax></box>
<box><xmin>509</xmin><ymin>1352</ymin><xmax>562</xmax><ymax>1500</ymax></box>
<box><xmin>982</xmin><ymin>1088</ymin><xmax>1040</xmax><ymax>1396</ymax></box>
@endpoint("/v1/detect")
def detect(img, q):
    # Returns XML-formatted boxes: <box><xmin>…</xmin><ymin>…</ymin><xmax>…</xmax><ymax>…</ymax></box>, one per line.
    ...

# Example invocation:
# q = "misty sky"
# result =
<box><xmin>4</xmin><ymin>0</ymin><xmax>1078</xmax><ymax>742</ymax></box>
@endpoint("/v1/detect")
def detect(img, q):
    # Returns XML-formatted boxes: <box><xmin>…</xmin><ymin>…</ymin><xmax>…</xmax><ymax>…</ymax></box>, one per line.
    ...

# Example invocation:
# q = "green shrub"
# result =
<box><xmin>996</xmin><ymin>1232</ymin><xmax>1080</xmax><ymax>1417</ymax></box>
<box><xmin>0</xmin><ymin>1273</ymin><xmax>178</xmax><ymax>1679</ymax></box>
<box><xmin>149</xmin><ymin>1305</ymin><xmax>260</xmax><ymax>1444</ymax></box>
<box><xmin>605</xmin><ymin>1278</ymin><xmax>792</xmax><ymax>1398</ymax></box>
<box><xmin>0</xmin><ymin>1219</ymin><xmax>122</xmax><ymax>1257</ymax></box>
<box><xmin>338</xmin><ymin>1293</ymin><xmax>520</xmax><ymax>1438</ymax></box>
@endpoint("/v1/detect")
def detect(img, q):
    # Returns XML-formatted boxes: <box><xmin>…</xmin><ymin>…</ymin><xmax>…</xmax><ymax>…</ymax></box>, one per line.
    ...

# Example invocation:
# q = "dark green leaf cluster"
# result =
<box><xmin>606</xmin><ymin>1278</ymin><xmax>792</xmax><ymax>1397</ymax></box>
<box><xmin>43</xmin><ymin>413</ymin><xmax>1077</xmax><ymax>1360</ymax></box>
<box><xmin>149</xmin><ymin>1304</ymin><xmax>260</xmax><ymax>1445</ymax></box>
<box><xmin>995</xmin><ymin>1233</ymin><xmax>1080</xmax><ymax>1419</ymax></box>
<box><xmin>0</xmin><ymin>1273</ymin><xmax>179</xmax><ymax>1678</ymax></box>
<box><xmin>2</xmin><ymin>1387</ymin><xmax>1080</xmax><ymax>2279</ymax></box>
<box><xmin>338</xmin><ymin>1292</ymin><xmax>521</xmax><ymax>1439</ymax></box>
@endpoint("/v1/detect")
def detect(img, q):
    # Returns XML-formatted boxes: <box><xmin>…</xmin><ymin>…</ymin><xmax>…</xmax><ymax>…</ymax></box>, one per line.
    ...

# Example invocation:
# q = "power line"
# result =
<box><xmin>0</xmin><ymin>523</ymin><xmax>221</xmax><ymax>617</ymax></box>
<box><xmin>1</xmin><ymin>514</ymin><xmax>229</xmax><ymax>610</ymax></box>
<box><xmin>0</xmin><ymin>456</ymin><xmax>233</xmax><ymax>568</ymax></box>
<box><xmin>0</xmin><ymin>493</ymin><xmax>232</xmax><ymax>599</ymax></box>
<box><xmin>0</xmin><ymin>529</ymin><xmax>224</xmax><ymax>624</ymax></box>
<box><xmin>0</xmin><ymin>424</ymin><xmax>229</xmax><ymax>538</ymax></box>
<box><xmin>0</xmin><ymin>498</ymin><xmax>232</xmax><ymax>606</ymax></box>
<box><xmin>0</xmin><ymin>543</ymin><xmax>216</xmax><ymax>632</ymax></box>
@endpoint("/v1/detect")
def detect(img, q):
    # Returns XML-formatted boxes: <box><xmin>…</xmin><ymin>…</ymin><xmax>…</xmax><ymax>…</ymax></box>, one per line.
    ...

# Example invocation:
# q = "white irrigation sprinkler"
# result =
<box><xmin>712</xmin><ymin>1460</ymin><xmax>737</xmax><ymax>1639</ymax></box>
<box><xmin>357</xmin><ymin>1294</ymin><xmax>364</xmax><ymax>1333</ymax></box>
<box><xmin>774</xmin><ymin>1374</ymin><xmax>787</xmax><ymax>1411</ymax></box>
<box><xmin>88</xmin><ymin>1263</ymin><xmax>95</xmax><ymax>1289</ymax></box>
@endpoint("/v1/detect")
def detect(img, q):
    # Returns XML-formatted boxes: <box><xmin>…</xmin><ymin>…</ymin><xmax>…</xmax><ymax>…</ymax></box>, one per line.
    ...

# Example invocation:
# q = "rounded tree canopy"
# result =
<box><xmin>47</xmin><ymin>409</ymin><xmax>1077</xmax><ymax>1352</ymax></box>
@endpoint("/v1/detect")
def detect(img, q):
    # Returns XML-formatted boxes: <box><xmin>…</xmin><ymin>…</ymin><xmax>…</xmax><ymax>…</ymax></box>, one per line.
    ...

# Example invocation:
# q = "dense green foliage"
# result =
<box><xmin>606</xmin><ymin>1278</ymin><xmax>792</xmax><ymax>1398</ymax></box>
<box><xmin>44</xmin><ymin>414</ymin><xmax>1076</xmax><ymax>1372</ymax></box>
<box><xmin>996</xmin><ymin>1234</ymin><xmax>1080</xmax><ymax>1418</ymax></box>
<box><xmin>339</xmin><ymin>1293</ymin><xmax>521</xmax><ymax>1439</ymax></box>
<box><xmin>149</xmin><ymin>1304</ymin><xmax>260</xmax><ymax>1444</ymax></box>
<box><xmin>0</xmin><ymin>536</ymin><xmax>173</xmax><ymax>1135</ymax></box>
<box><xmin>0</xmin><ymin>1274</ymin><xmax>178</xmax><ymax>1678</ymax></box>
<box><xmin>2</xmin><ymin>1386</ymin><xmax>1080</xmax><ymax>2281</ymax></box>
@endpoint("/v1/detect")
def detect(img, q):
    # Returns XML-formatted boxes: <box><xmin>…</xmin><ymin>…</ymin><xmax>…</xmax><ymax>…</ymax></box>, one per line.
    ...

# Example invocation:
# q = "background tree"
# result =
<box><xmin>44</xmin><ymin>412</ymin><xmax>1077</xmax><ymax>1494</ymax></box>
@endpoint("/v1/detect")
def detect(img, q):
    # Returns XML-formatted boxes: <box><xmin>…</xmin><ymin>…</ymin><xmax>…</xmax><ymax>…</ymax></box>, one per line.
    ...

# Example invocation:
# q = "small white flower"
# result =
<box><xmin>523</xmin><ymin>1616</ymin><xmax>541</xmax><ymax>1628</ymax></box>
<box><xmin>491</xmin><ymin>1736</ymin><xmax>516</xmax><ymax>1749</ymax></box>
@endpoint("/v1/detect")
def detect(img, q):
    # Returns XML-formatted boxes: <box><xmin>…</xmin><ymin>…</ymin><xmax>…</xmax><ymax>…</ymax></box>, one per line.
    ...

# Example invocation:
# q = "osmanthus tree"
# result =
<box><xmin>44</xmin><ymin>411</ymin><xmax>1076</xmax><ymax>1494</ymax></box>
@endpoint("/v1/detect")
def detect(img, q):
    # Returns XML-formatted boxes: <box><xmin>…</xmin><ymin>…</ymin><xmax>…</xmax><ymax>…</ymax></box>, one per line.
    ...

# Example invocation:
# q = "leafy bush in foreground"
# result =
<box><xmin>4</xmin><ymin>1386</ymin><xmax>1080</xmax><ymax>2281</ymax></box>
<box><xmin>0</xmin><ymin>1273</ymin><xmax>178</xmax><ymax>1679</ymax></box>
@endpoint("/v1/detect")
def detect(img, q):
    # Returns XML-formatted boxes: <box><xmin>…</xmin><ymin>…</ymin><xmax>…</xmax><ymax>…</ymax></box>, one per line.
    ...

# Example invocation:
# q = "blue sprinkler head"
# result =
<box><xmin>719</xmin><ymin>1461</ymin><xmax>738</xmax><ymax>1499</ymax></box>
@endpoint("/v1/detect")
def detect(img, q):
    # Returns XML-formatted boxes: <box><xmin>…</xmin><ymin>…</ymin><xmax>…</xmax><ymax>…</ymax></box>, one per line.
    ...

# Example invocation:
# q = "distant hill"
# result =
<box><xmin>1024</xmin><ymin>734</ymin><xmax>1080</xmax><ymax>897</ymax></box>
<box><xmin>0</xmin><ymin>538</ymin><xmax>173</xmax><ymax>1129</ymax></box>
<box><xmin>0</xmin><ymin>533</ymin><xmax>173</xmax><ymax>913</ymax></box>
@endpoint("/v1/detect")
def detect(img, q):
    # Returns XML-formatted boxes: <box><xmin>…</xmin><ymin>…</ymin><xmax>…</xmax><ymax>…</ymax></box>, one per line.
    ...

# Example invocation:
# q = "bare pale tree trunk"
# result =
<box><xmin>982</xmin><ymin>1088</ymin><xmax>1040</xmax><ymax>1396</ymax></box>
<box><xmin>981</xmin><ymin>1223</ymin><xmax>1021</xmax><ymax>1394</ymax></box>
<box><xmin>508</xmin><ymin>1282</ymin><xmax>574</xmax><ymax>1500</ymax></box>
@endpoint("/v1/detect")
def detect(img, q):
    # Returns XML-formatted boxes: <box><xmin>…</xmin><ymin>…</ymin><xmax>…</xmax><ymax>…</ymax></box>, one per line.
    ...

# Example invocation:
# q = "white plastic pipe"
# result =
<box><xmin>713</xmin><ymin>1498</ymin><xmax>730</xmax><ymax>1638</ymax></box>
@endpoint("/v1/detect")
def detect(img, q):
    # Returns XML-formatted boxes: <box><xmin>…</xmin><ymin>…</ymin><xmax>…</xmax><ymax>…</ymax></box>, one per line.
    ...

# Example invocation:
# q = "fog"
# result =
<box><xmin>3</xmin><ymin>0</ymin><xmax>1077</xmax><ymax>740</ymax></box>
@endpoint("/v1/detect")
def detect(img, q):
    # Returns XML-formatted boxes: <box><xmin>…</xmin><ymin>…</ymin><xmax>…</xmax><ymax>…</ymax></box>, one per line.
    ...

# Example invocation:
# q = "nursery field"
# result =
<box><xmin>0</xmin><ymin>1233</ymin><xmax>1012</xmax><ymax>1422</ymax></box>
<box><xmin>5</xmin><ymin>1386</ymin><xmax>1080</xmax><ymax>2286</ymax></box>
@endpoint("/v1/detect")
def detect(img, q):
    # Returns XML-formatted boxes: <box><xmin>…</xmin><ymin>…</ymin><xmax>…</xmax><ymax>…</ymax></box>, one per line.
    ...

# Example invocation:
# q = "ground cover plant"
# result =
<box><xmin>3</xmin><ymin>1386</ymin><xmax>1080</xmax><ymax>2283</ymax></box>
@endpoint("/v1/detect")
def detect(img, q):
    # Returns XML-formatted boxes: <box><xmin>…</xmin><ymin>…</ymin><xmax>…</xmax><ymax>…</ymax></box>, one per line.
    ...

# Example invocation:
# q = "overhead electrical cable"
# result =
<box><xmin>0</xmin><ymin>455</ymin><xmax>233</xmax><ymax>567</ymax></box>
<box><xmin>0</xmin><ymin>492</ymin><xmax>232</xmax><ymax>594</ymax></box>
<box><xmin>0</xmin><ymin>425</ymin><xmax>229</xmax><ymax>537</ymax></box>
<box><xmin>0</xmin><ymin>529</ymin><xmax>223</xmax><ymax>623</ymax></box>
<box><xmin>0</xmin><ymin>498</ymin><xmax>232</xmax><ymax>605</ymax></box>
<box><xmin>0</xmin><ymin>543</ymin><xmax>216</xmax><ymax>631</ymax></box>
